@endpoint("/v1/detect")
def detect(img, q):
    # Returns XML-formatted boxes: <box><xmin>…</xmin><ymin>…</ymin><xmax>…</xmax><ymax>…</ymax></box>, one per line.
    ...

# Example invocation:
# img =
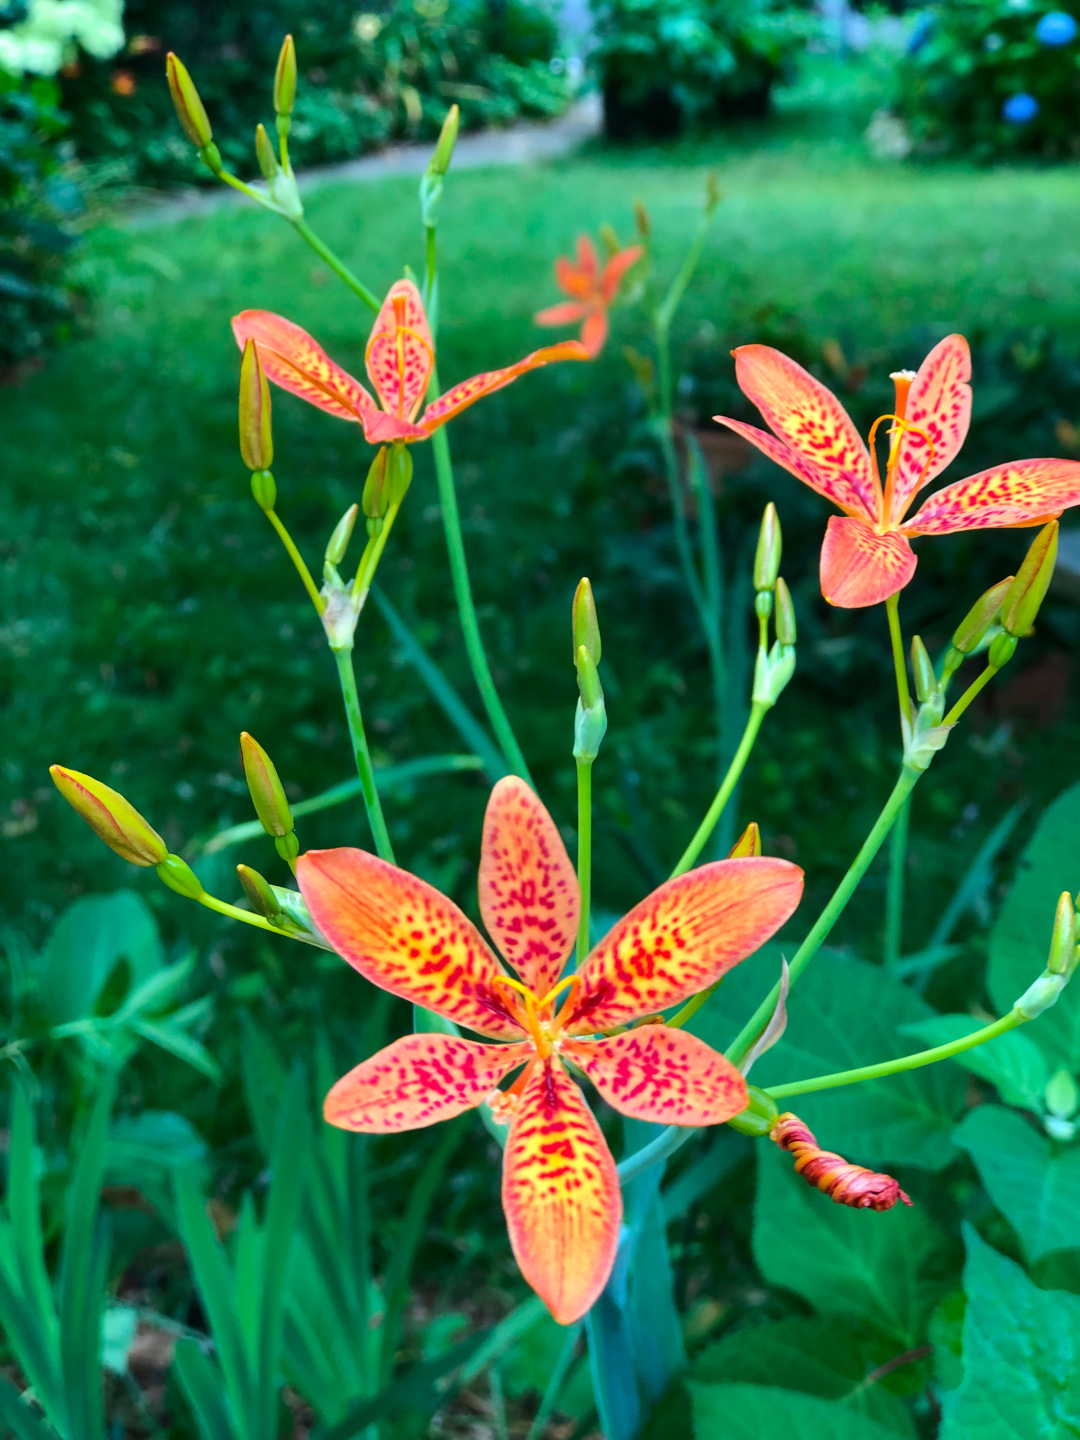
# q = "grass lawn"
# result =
<box><xmin>5</xmin><ymin>65</ymin><xmax>1080</xmax><ymax>989</ymax></box>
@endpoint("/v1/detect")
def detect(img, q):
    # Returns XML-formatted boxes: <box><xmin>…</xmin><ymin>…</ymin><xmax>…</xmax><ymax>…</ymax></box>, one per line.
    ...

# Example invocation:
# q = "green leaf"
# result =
<box><xmin>753</xmin><ymin>1143</ymin><xmax>949</xmax><ymax>1346</ymax></box>
<box><xmin>130</xmin><ymin>1018</ymin><xmax>221</xmax><ymax>1083</ymax></box>
<box><xmin>953</xmin><ymin>1106</ymin><xmax>1080</xmax><ymax>1262</ymax></box>
<box><xmin>257</xmin><ymin>1070</ymin><xmax>308</xmax><ymax>1431</ymax></box>
<box><xmin>502</xmin><ymin>1314</ymin><xmax>590</xmax><ymax>1418</ymax></box>
<box><xmin>901</xmin><ymin>1017</ymin><xmax>1049</xmax><ymax>1112</ymax></box>
<box><xmin>689</xmin><ymin>1382</ymin><xmax>905</xmax><ymax>1440</ymax></box>
<box><xmin>39</xmin><ymin>891</ymin><xmax>162</xmax><ymax>1025</ymax></box>
<box><xmin>0</xmin><ymin>1379</ymin><xmax>61</xmax><ymax>1440</ymax></box>
<box><xmin>988</xmin><ymin>782</ymin><xmax>1080</xmax><ymax>1072</ymax></box>
<box><xmin>941</xmin><ymin>1226</ymin><xmax>1080</xmax><ymax>1438</ymax></box>
<box><xmin>696</xmin><ymin>947</ymin><xmax>965</xmax><ymax>1168</ymax></box>
<box><xmin>171</xmin><ymin>1338</ymin><xmax>235</xmax><ymax>1440</ymax></box>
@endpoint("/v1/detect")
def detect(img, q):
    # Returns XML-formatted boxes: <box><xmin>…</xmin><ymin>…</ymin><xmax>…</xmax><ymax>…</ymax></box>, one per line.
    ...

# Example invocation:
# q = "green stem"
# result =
<box><xmin>943</xmin><ymin>663</ymin><xmax>998</xmax><ymax>727</ymax></box>
<box><xmin>197</xmin><ymin>892</ymin><xmax>295</xmax><ymax>936</ymax></box>
<box><xmin>725</xmin><ymin>764</ymin><xmax>922</xmax><ymax>1067</ymax></box>
<box><xmin>884</xmin><ymin>794</ymin><xmax>910</xmax><ymax>974</ymax></box>
<box><xmin>265</xmin><ymin>507</ymin><xmax>325</xmax><ymax>613</ymax></box>
<box><xmin>291</xmin><ymin>218</ymin><xmax>380</xmax><ymax>311</ymax></box>
<box><xmin>766</xmin><ymin>1009</ymin><xmax>1024</xmax><ymax>1100</ymax></box>
<box><xmin>885</xmin><ymin>592</ymin><xmax>910</xmax><ymax>727</ymax></box>
<box><xmin>333</xmin><ymin>648</ymin><xmax>396</xmax><ymax>862</ymax></box>
<box><xmin>352</xmin><ymin>500</ymin><xmax>401</xmax><ymax>600</ymax></box>
<box><xmin>616</xmin><ymin>1123</ymin><xmax>696</xmax><ymax>1184</ymax></box>
<box><xmin>577</xmin><ymin>759</ymin><xmax>593</xmax><ymax>966</ymax></box>
<box><xmin>671</xmin><ymin>702</ymin><xmax>769</xmax><ymax>878</ymax></box>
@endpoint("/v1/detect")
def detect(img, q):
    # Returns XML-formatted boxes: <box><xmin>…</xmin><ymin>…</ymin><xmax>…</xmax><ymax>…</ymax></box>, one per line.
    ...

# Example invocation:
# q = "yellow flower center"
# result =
<box><xmin>492</xmin><ymin>973</ymin><xmax>583</xmax><ymax>1057</ymax></box>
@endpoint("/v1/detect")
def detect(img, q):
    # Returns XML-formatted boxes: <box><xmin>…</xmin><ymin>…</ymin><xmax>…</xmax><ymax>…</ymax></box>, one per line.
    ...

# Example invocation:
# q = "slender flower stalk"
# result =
<box><xmin>885</xmin><ymin>592</ymin><xmax>911</xmax><ymax>727</ymax></box>
<box><xmin>333</xmin><ymin>649</ymin><xmax>395</xmax><ymax>863</ymax></box>
<box><xmin>576</xmin><ymin>759</ymin><xmax>593</xmax><ymax>966</ymax></box>
<box><xmin>884</xmin><ymin>795</ymin><xmax>910</xmax><ymax>973</ymax></box>
<box><xmin>671</xmin><ymin>701</ymin><xmax>769</xmax><ymax>878</ymax></box>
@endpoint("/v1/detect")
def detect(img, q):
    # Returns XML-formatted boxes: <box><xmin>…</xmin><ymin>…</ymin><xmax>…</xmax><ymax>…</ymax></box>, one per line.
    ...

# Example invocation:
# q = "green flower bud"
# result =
<box><xmin>427</xmin><ymin>103</ymin><xmax>459</xmax><ymax>179</ymax></box>
<box><xmin>250</xmin><ymin>469</ymin><xmax>276</xmax><ymax>512</ymax></box>
<box><xmin>1045</xmin><ymin>1066</ymin><xmax>1079</xmax><ymax>1120</ymax></box>
<box><xmin>1001</xmin><ymin>521</ymin><xmax>1058</xmax><ymax>638</ymax></box>
<box><xmin>362</xmin><ymin>447</ymin><xmax>389</xmax><ymax>520</ymax></box>
<box><xmin>156</xmin><ymin>854</ymin><xmax>204</xmax><ymax>899</ymax></box>
<box><xmin>573</xmin><ymin>577</ymin><xmax>601</xmax><ymax>667</ymax></box>
<box><xmin>50</xmin><ymin>765</ymin><xmax>167</xmax><ymax>866</ymax></box>
<box><xmin>774</xmin><ymin>577</ymin><xmax>796</xmax><ymax>646</ymax></box>
<box><xmin>237</xmin><ymin>864</ymin><xmax>282</xmax><ymax>919</ymax></box>
<box><xmin>599</xmin><ymin>223</ymin><xmax>620</xmax><ymax>259</ymax></box>
<box><xmin>239</xmin><ymin>339</ymin><xmax>273</xmax><ymax>472</ymax></box>
<box><xmin>911</xmin><ymin>635</ymin><xmax>936</xmax><ymax>704</ymax></box>
<box><xmin>727</xmin><ymin>1084</ymin><xmax>778</xmax><ymax>1138</ymax></box>
<box><xmin>952</xmin><ymin>576</ymin><xmax>1014</xmax><ymax>654</ymax></box>
<box><xmin>198</xmin><ymin>142</ymin><xmax>224</xmax><ymax>177</ymax></box>
<box><xmin>754</xmin><ymin>502</ymin><xmax>781</xmax><ymax>592</ymax></box>
<box><xmin>386</xmin><ymin>442</ymin><xmax>413</xmax><ymax>506</ymax></box>
<box><xmin>255</xmin><ymin>122</ymin><xmax>280</xmax><ymax>180</ymax></box>
<box><xmin>634</xmin><ymin>199</ymin><xmax>651</xmax><ymax>240</ymax></box>
<box><xmin>239</xmin><ymin>732</ymin><xmax>294</xmax><ymax>838</ymax></box>
<box><xmin>575</xmin><ymin>643</ymin><xmax>603</xmax><ymax>710</ymax></box>
<box><xmin>728</xmin><ymin>822</ymin><xmax>761</xmax><ymax>858</ymax></box>
<box><xmin>754</xmin><ymin>590</ymin><xmax>773</xmax><ymax>622</ymax></box>
<box><xmin>325</xmin><ymin>503</ymin><xmax>359</xmax><ymax>566</ymax></box>
<box><xmin>166</xmin><ymin>52</ymin><xmax>212</xmax><ymax>148</ymax></box>
<box><xmin>988</xmin><ymin>631</ymin><xmax>1017</xmax><ymax>671</ymax></box>
<box><xmin>1047</xmin><ymin>891</ymin><xmax>1077</xmax><ymax>975</ymax></box>
<box><xmin>273</xmin><ymin>34</ymin><xmax>297</xmax><ymax>118</ymax></box>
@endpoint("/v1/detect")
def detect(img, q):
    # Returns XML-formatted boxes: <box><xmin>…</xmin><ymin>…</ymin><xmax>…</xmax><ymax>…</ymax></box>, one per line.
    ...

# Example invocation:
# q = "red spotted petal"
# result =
<box><xmin>297</xmin><ymin>848</ymin><xmax>523</xmax><ymax>1040</ymax></box>
<box><xmin>889</xmin><ymin>335</ymin><xmax>972</xmax><ymax>523</ymax></box>
<box><xmin>600</xmin><ymin>246</ymin><xmax>644</xmax><ymax>304</ymax></box>
<box><xmin>820</xmin><ymin>514</ymin><xmax>917</xmax><ymax>608</ymax></box>
<box><xmin>365</xmin><ymin>279</ymin><xmax>435</xmax><ymax>421</ymax></box>
<box><xmin>556</xmin><ymin>256</ymin><xmax>594</xmax><ymax>301</ymax></box>
<box><xmin>535</xmin><ymin>301</ymin><xmax>588</xmax><ymax>327</ymax></box>
<box><xmin>479</xmin><ymin>777</ymin><xmax>579</xmax><ymax>997</ymax></box>
<box><xmin>580</xmin><ymin>309</ymin><xmax>608</xmax><ymax>358</ymax></box>
<box><xmin>232</xmin><ymin>311</ymin><xmax>378</xmax><ymax>423</ymax></box>
<box><xmin>713</xmin><ymin>417</ymin><xmax>870</xmax><ymax>518</ymax></box>
<box><xmin>903</xmin><ymin>458</ymin><xmax>1080</xmax><ymax>536</ymax></box>
<box><xmin>729</xmin><ymin>345</ymin><xmax>880</xmax><ymax>520</ymax></box>
<box><xmin>502</xmin><ymin>1057</ymin><xmax>621</xmax><ymax>1324</ymax></box>
<box><xmin>563</xmin><ymin>858</ymin><xmax>803</xmax><ymax>1034</ymax></box>
<box><xmin>324</xmin><ymin>1033</ymin><xmax>531</xmax><ymax>1133</ymax></box>
<box><xmin>562</xmin><ymin>1027</ymin><xmax>748</xmax><ymax>1126</ymax></box>
<box><xmin>360</xmin><ymin>412</ymin><xmax>429</xmax><ymax>444</ymax></box>
<box><xmin>419</xmin><ymin>341</ymin><xmax>590</xmax><ymax>432</ymax></box>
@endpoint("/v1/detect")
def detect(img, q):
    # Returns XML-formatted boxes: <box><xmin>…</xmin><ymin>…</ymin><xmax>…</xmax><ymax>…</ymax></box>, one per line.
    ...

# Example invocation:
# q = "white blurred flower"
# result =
<box><xmin>0</xmin><ymin>0</ymin><xmax>124</xmax><ymax>76</ymax></box>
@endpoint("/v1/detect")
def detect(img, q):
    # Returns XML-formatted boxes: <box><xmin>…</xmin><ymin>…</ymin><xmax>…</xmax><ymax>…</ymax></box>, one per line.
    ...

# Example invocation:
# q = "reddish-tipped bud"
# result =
<box><xmin>770</xmin><ymin>1113</ymin><xmax>911</xmax><ymax>1211</ymax></box>
<box><xmin>239</xmin><ymin>339</ymin><xmax>273</xmax><ymax>472</ymax></box>
<box><xmin>728</xmin><ymin>822</ymin><xmax>761</xmax><ymax>859</ymax></box>
<box><xmin>239</xmin><ymin>732</ymin><xmax>293</xmax><ymax>838</ymax></box>
<box><xmin>1001</xmin><ymin>521</ymin><xmax>1058</xmax><ymax>638</ymax></box>
<box><xmin>273</xmin><ymin>34</ymin><xmax>297</xmax><ymax>117</ymax></box>
<box><xmin>754</xmin><ymin>503</ymin><xmax>781</xmax><ymax>592</ymax></box>
<box><xmin>166</xmin><ymin>52</ymin><xmax>213</xmax><ymax>148</ymax></box>
<box><xmin>774</xmin><ymin>576</ymin><xmax>796</xmax><ymax>645</ymax></box>
<box><xmin>50</xmin><ymin>765</ymin><xmax>167</xmax><ymax>866</ymax></box>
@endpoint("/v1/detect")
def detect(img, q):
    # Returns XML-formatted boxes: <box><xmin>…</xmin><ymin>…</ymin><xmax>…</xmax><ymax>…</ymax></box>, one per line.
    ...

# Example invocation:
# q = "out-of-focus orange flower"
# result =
<box><xmin>110</xmin><ymin>70</ymin><xmax>137</xmax><ymax>96</ymax></box>
<box><xmin>535</xmin><ymin>235</ymin><xmax>643</xmax><ymax>358</ymax></box>
<box><xmin>770</xmin><ymin>1112</ymin><xmax>911</xmax><ymax>1211</ymax></box>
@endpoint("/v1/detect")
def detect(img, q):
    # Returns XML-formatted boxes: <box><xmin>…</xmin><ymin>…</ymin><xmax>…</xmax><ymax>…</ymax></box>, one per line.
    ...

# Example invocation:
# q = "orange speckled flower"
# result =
<box><xmin>298</xmin><ymin>777</ymin><xmax>803</xmax><ymax>1324</ymax></box>
<box><xmin>534</xmin><ymin>235</ymin><xmax>643</xmax><ymax>358</ymax></box>
<box><xmin>714</xmin><ymin>335</ymin><xmax>1080</xmax><ymax>608</ymax></box>
<box><xmin>771</xmin><ymin>1113</ymin><xmax>911</xmax><ymax>1211</ymax></box>
<box><xmin>233</xmin><ymin>278</ymin><xmax>588</xmax><ymax>447</ymax></box>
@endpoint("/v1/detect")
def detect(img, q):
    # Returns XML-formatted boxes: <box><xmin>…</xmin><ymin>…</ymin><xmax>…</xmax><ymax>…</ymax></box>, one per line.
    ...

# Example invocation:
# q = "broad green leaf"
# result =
<box><xmin>695</xmin><ymin>947</ymin><xmax>965</xmax><ymax>1168</ymax></box>
<box><xmin>689</xmin><ymin>1382</ymin><xmax>904</xmax><ymax>1440</ymax></box>
<box><xmin>941</xmin><ymin>1226</ymin><xmax>1080</xmax><ymax>1439</ymax></box>
<box><xmin>901</xmin><ymin>1017</ymin><xmax>1049</xmax><ymax>1112</ymax></box>
<box><xmin>39</xmin><ymin>891</ymin><xmax>162</xmax><ymax>1025</ymax></box>
<box><xmin>754</xmin><ymin>1143</ymin><xmax>949</xmax><ymax>1346</ymax></box>
<box><xmin>988</xmin><ymin>783</ymin><xmax>1080</xmax><ymax>1072</ymax></box>
<box><xmin>953</xmin><ymin>1106</ymin><xmax>1080</xmax><ymax>1261</ymax></box>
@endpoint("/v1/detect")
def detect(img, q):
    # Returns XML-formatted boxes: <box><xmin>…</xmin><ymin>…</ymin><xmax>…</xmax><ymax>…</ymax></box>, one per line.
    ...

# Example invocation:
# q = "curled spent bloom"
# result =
<box><xmin>534</xmin><ymin>235</ymin><xmax>644</xmax><ymax>358</ymax></box>
<box><xmin>298</xmin><ymin>776</ymin><xmax>803</xmax><ymax>1324</ymax></box>
<box><xmin>714</xmin><ymin>336</ymin><xmax>1080</xmax><ymax>607</ymax></box>
<box><xmin>770</xmin><ymin>1112</ymin><xmax>911</xmax><ymax>1212</ymax></box>
<box><xmin>233</xmin><ymin>279</ymin><xmax>587</xmax><ymax>447</ymax></box>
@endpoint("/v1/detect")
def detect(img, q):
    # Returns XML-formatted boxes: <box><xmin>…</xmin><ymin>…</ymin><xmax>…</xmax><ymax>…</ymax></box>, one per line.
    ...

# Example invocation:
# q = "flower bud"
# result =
<box><xmin>774</xmin><ymin>577</ymin><xmax>796</xmax><ymax>645</ymax></box>
<box><xmin>599</xmin><ymin>223</ymin><xmax>620</xmax><ymax>259</ymax></box>
<box><xmin>362</xmin><ymin>447</ymin><xmax>390</xmax><ymax>521</ymax></box>
<box><xmin>952</xmin><ymin>577</ymin><xmax>1014</xmax><ymax>654</ymax></box>
<box><xmin>386</xmin><ymin>442</ymin><xmax>413</xmax><ymax>506</ymax></box>
<box><xmin>237</xmin><ymin>864</ymin><xmax>283</xmax><ymax>920</ymax></box>
<box><xmin>166</xmin><ymin>52</ymin><xmax>213</xmax><ymax>148</ymax></box>
<box><xmin>325</xmin><ymin>503</ymin><xmax>359</xmax><ymax>566</ymax></box>
<box><xmin>988</xmin><ymin>631</ymin><xmax>1017</xmax><ymax>671</ymax></box>
<box><xmin>727</xmin><ymin>1084</ymin><xmax>779</xmax><ymax>1137</ymax></box>
<box><xmin>1047</xmin><ymin>891</ymin><xmax>1077</xmax><ymax>975</ymax></box>
<box><xmin>50</xmin><ymin>765</ymin><xmax>168</xmax><ymax>866</ymax></box>
<box><xmin>1001</xmin><ymin>521</ymin><xmax>1058</xmax><ymax>638</ymax></box>
<box><xmin>239</xmin><ymin>339</ymin><xmax>273</xmax><ymax>472</ymax></box>
<box><xmin>575</xmin><ymin>644</ymin><xmax>603</xmax><ymax>710</ymax></box>
<box><xmin>911</xmin><ymin>635</ymin><xmax>936</xmax><ymax>704</ymax></box>
<box><xmin>754</xmin><ymin>502</ymin><xmax>781</xmax><ymax>592</ymax></box>
<box><xmin>239</xmin><ymin>732</ymin><xmax>294</xmax><ymax>838</ymax></box>
<box><xmin>255</xmin><ymin>122</ymin><xmax>280</xmax><ymax>180</ymax></box>
<box><xmin>634</xmin><ymin>199</ymin><xmax>651</xmax><ymax>240</ymax></box>
<box><xmin>573</xmin><ymin>577</ymin><xmax>601</xmax><ymax>667</ymax></box>
<box><xmin>1045</xmin><ymin>1067</ymin><xmax>1079</xmax><ymax>1121</ymax></box>
<box><xmin>728</xmin><ymin>822</ymin><xmax>761</xmax><ymax>859</ymax></box>
<box><xmin>250</xmin><ymin>469</ymin><xmax>276</xmax><ymax>512</ymax></box>
<box><xmin>156</xmin><ymin>854</ymin><xmax>204</xmax><ymax>899</ymax></box>
<box><xmin>427</xmin><ymin>103</ymin><xmax>459</xmax><ymax>178</ymax></box>
<box><xmin>273</xmin><ymin>34</ymin><xmax>297</xmax><ymax>118</ymax></box>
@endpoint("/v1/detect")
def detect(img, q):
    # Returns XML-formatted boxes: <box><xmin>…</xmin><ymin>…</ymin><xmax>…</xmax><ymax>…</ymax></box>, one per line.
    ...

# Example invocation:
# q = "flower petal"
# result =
<box><xmin>580</xmin><ymin>308</ymin><xmax>608</xmax><ymax>358</ymax></box>
<box><xmin>562</xmin><ymin>1027</ymin><xmax>747</xmax><ymax>1126</ymax></box>
<box><xmin>325</xmin><ymin>1033</ymin><xmax>532</xmax><ymax>1132</ymax></box>
<box><xmin>728</xmin><ymin>345</ymin><xmax>879</xmax><ymax>519</ymax></box>
<box><xmin>479</xmin><ymin>777</ymin><xmax>579</xmax><ymax>996</ymax></box>
<box><xmin>599</xmin><ymin>245</ymin><xmax>644</xmax><ymax>304</ymax></box>
<box><xmin>563</xmin><ymin>857</ymin><xmax>803</xmax><ymax>1034</ymax></box>
<box><xmin>502</xmin><ymin>1057</ymin><xmax>621</xmax><ymax>1324</ymax></box>
<box><xmin>419</xmin><ymin>341</ymin><xmax>590</xmax><ymax>432</ymax></box>
<box><xmin>889</xmin><ymin>334</ymin><xmax>972</xmax><ymax>523</ymax></box>
<box><xmin>819</xmin><ymin>515</ymin><xmax>917</xmax><ymax>608</ymax></box>
<box><xmin>555</xmin><ymin>256</ymin><xmax>593</xmax><ymax>301</ymax></box>
<box><xmin>903</xmin><ymin>458</ymin><xmax>1080</xmax><ymax>536</ymax></box>
<box><xmin>297</xmin><ymin>848</ymin><xmax>523</xmax><ymax>1039</ymax></box>
<box><xmin>534</xmin><ymin>301</ymin><xmax>588</xmax><ymax>326</ymax></box>
<box><xmin>364</xmin><ymin>278</ymin><xmax>434</xmax><ymax>421</ymax></box>
<box><xmin>712</xmin><ymin>417</ymin><xmax>868</xmax><ymax>517</ymax></box>
<box><xmin>232</xmin><ymin>311</ymin><xmax>378</xmax><ymax>423</ymax></box>
<box><xmin>576</xmin><ymin>234</ymin><xmax>599</xmax><ymax>285</ymax></box>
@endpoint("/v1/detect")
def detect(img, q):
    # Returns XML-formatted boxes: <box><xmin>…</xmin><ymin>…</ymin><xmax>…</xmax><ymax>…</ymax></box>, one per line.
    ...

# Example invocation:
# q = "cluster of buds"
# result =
<box><xmin>1014</xmin><ymin>888</ymin><xmax>1080</xmax><ymax>1021</ymax></box>
<box><xmin>572</xmin><ymin>578</ymin><xmax>607</xmax><ymax>763</ymax></box>
<box><xmin>902</xmin><ymin>629</ymin><xmax>951</xmax><ymax>771</ymax></box>
<box><xmin>750</xmin><ymin>503</ymin><xmax>796</xmax><ymax>709</ymax></box>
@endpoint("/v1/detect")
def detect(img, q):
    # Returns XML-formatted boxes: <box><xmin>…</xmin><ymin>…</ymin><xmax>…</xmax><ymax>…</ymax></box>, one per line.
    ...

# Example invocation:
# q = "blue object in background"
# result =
<box><xmin>1035</xmin><ymin>9</ymin><xmax>1078</xmax><ymax>44</ymax></box>
<box><xmin>906</xmin><ymin>11</ymin><xmax>934</xmax><ymax>53</ymax></box>
<box><xmin>1003</xmin><ymin>91</ymin><xmax>1040</xmax><ymax>122</ymax></box>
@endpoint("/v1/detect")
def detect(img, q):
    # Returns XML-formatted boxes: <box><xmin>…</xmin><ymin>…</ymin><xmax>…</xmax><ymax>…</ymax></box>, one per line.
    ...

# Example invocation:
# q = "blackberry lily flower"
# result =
<box><xmin>534</xmin><ymin>235</ymin><xmax>643</xmax><ymax>358</ymax></box>
<box><xmin>298</xmin><ymin>777</ymin><xmax>803</xmax><ymax>1324</ymax></box>
<box><xmin>714</xmin><ymin>335</ymin><xmax>1080</xmax><ymax>607</ymax></box>
<box><xmin>233</xmin><ymin>278</ymin><xmax>588</xmax><ymax>446</ymax></box>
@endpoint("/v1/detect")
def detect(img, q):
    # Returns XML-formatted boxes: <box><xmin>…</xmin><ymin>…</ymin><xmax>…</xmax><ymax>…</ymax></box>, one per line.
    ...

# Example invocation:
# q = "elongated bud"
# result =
<box><xmin>599</xmin><ymin>223</ymin><xmax>620</xmax><ymax>259</ymax></box>
<box><xmin>573</xmin><ymin>577</ymin><xmax>601</xmax><ymax>667</ymax></box>
<box><xmin>326</xmin><ymin>504</ymin><xmax>359</xmax><ymax>566</ymax></box>
<box><xmin>575</xmin><ymin>644</ymin><xmax>603</xmax><ymax>710</ymax></box>
<box><xmin>1001</xmin><ymin>521</ymin><xmax>1058</xmax><ymax>638</ymax></box>
<box><xmin>427</xmin><ymin>103</ymin><xmax>459</xmax><ymax>178</ymax></box>
<box><xmin>911</xmin><ymin>635</ymin><xmax>936</xmax><ymax>704</ymax></box>
<box><xmin>770</xmin><ymin>1113</ymin><xmax>912</xmax><ymax>1211</ymax></box>
<box><xmin>251</xmin><ymin>469</ymin><xmax>276</xmax><ymax>512</ymax></box>
<box><xmin>239</xmin><ymin>732</ymin><xmax>294</xmax><ymax>838</ymax></box>
<box><xmin>166</xmin><ymin>52</ymin><xmax>213</xmax><ymax>148</ymax></box>
<box><xmin>273</xmin><ymin>35</ymin><xmax>297</xmax><ymax>117</ymax></box>
<box><xmin>754</xmin><ymin>503</ymin><xmax>781</xmax><ymax>592</ymax></box>
<box><xmin>238</xmin><ymin>864</ymin><xmax>283</xmax><ymax>920</ymax></box>
<box><xmin>239</xmin><ymin>339</ymin><xmax>273</xmax><ymax>471</ymax></box>
<box><xmin>386</xmin><ymin>442</ymin><xmax>413</xmax><ymax>506</ymax></box>
<box><xmin>727</xmin><ymin>1084</ymin><xmax>778</xmax><ymax>1137</ymax></box>
<box><xmin>774</xmin><ymin>577</ymin><xmax>796</xmax><ymax>645</ymax></box>
<box><xmin>362</xmin><ymin>446</ymin><xmax>390</xmax><ymax>525</ymax></box>
<box><xmin>988</xmin><ymin>631</ymin><xmax>1017</xmax><ymax>670</ymax></box>
<box><xmin>255</xmin><ymin>122</ymin><xmax>280</xmax><ymax>180</ymax></box>
<box><xmin>1048</xmin><ymin>891</ymin><xmax>1077</xmax><ymax>975</ymax></box>
<box><xmin>728</xmin><ymin>822</ymin><xmax>761</xmax><ymax>859</ymax></box>
<box><xmin>157</xmin><ymin>854</ymin><xmax>204</xmax><ymax>899</ymax></box>
<box><xmin>952</xmin><ymin>576</ymin><xmax>1013</xmax><ymax>654</ymax></box>
<box><xmin>50</xmin><ymin>765</ymin><xmax>167</xmax><ymax>866</ymax></box>
<box><xmin>634</xmin><ymin>199</ymin><xmax>651</xmax><ymax>240</ymax></box>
